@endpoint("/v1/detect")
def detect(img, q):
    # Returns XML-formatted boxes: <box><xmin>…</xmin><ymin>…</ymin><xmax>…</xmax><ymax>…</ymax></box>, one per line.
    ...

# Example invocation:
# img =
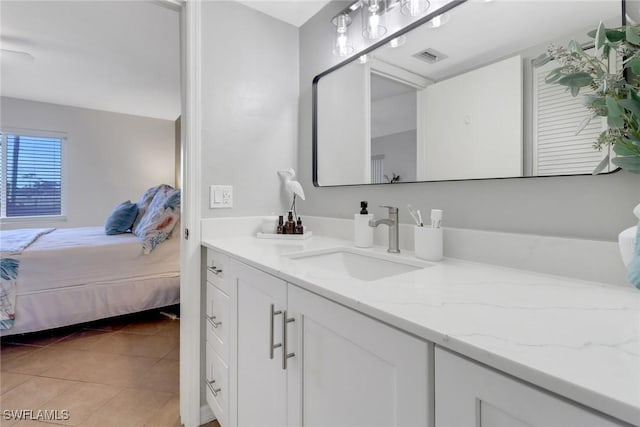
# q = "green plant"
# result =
<box><xmin>533</xmin><ymin>22</ymin><xmax>640</xmax><ymax>174</ymax></box>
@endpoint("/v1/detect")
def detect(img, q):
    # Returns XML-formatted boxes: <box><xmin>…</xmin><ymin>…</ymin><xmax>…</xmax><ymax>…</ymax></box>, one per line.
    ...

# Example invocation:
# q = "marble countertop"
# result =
<box><xmin>201</xmin><ymin>235</ymin><xmax>640</xmax><ymax>425</ymax></box>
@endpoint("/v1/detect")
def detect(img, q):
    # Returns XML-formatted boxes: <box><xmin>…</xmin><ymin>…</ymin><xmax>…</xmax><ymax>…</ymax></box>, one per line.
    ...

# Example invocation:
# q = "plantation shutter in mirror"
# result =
<box><xmin>533</xmin><ymin>59</ymin><xmax>609</xmax><ymax>175</ymax></box>
<box><xmin>3</xmin><ymin>134</ymin><xmax>63</xmax><ymax>217</ymax></box>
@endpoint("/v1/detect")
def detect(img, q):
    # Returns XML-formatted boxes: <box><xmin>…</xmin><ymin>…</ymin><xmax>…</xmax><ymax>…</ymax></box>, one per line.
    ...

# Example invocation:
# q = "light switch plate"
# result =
<box><xmin>210</xmin><ymin>185</ymin><xmax>233</xmax><ymax>208</ymax></box>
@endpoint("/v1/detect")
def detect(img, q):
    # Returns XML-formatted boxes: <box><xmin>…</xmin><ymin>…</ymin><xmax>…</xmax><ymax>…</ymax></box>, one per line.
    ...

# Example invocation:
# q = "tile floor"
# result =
<box><xmin>0</xmin><ymin>309</ymin><xmax>220</xmax><ymax>427</ymax></box>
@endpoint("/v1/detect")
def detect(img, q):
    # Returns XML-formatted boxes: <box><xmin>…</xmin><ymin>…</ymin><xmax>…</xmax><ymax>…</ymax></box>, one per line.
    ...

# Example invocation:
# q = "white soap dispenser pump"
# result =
<box><xmin>354</xmin><ymin>201</ymin><xmax>374</xmax><ymax>248</ymax></box>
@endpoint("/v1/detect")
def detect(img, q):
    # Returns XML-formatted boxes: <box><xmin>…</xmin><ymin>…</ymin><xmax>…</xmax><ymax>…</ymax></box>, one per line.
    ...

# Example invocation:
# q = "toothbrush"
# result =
<box><xmin>416</xmin><ymin>210</ymin><xmax>424</xmax><ymax>227</ymax></box>
<box><xmin>407</xmin><ymin>204</ymin><xmax>423</xmax><ymax>227</ymax></box>
<box><xmin>430</xmin><ymin>209</ymin><xmax>443</xmax><ymax>228</ymax></box>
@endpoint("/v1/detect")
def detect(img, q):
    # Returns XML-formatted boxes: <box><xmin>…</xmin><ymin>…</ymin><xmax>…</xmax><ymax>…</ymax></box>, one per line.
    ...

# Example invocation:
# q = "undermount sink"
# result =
<box><xmin>287</xmin><ymin>247</ymin><xmax>431</xmax><ymax>281</ymax></box>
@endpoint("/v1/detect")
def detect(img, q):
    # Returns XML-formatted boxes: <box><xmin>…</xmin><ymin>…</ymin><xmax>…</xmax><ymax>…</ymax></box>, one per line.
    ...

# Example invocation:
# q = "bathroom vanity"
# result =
<box><xmin>200</xmin><ymin>224</ymin><xmax>639</xmax><ymax>427</ymax></box>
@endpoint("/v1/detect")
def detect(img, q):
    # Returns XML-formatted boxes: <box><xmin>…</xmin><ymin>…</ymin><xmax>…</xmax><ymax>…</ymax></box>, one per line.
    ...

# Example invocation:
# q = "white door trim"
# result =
<box><xmin>180</xmin><ymin>0</ymin><xmax>203</xmax><ymax>426</ymax></box>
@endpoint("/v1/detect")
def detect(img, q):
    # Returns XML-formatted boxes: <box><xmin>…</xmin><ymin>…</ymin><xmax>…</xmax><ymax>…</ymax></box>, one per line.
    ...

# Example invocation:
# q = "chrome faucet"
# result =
<box><xmin>369</xmin><ymin>205</ymin><xmax>400</xmax><ymax>253</ymax></box>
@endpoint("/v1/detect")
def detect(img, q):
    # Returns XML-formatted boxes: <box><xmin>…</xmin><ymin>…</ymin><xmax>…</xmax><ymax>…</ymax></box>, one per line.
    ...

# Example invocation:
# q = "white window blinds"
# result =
<box><xmin>533</xmin><ymin>60</ymin><xmax>608</xmax><ymax>176</ymax></box>
<box><xmin>1</xmin><ymin>134</ymin><xmax>63</xmax><ymax>217</ymax></box>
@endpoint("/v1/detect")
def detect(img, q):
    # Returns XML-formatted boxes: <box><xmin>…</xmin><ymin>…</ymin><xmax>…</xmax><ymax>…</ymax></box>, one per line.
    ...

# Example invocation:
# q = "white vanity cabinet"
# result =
<box><xmin>204</xmin><ymin>249</ymin><xmax>233</xmax><ymax>427</ymax></box>
<box><xmin>434</xmin><ymin>348</ymin><xmax>626</xmax><ymax>427</ymax></box>
<box><xmin>229</xmin><ymin>257</ymin><xmax>432</xmax><ymax>427</ymax></box>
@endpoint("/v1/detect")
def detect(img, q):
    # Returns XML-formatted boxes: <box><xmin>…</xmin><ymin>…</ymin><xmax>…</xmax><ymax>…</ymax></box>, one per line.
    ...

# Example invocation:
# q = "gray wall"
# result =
<box><xmin>200</xmin><ymin>1</ymin><xmax>299</xmax><ymax>218</ymax></box>
<box><xmin>371</xmin><ymin>130</ymin><xmax>417</xmax><ymax>182</ymax></box>
<box><xmin>1</xmin><ymin>97</ymin><xmax>176</xmax><ymax>229</ymax></box>
<box><xmin>298</xmin><ymin>1</ymin><xmax>639</xmax><ymax>241</ymax></box>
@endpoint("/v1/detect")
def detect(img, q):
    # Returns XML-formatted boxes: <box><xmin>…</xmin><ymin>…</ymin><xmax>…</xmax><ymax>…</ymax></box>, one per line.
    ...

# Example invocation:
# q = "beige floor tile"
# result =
<box><xmin>132</xmin><ymin>359</ymin><xmax>178</xmax><ymax>394</ymax></box>
<box><xmin>142</xmin><ymin>394</ymin><xmax>180</xmax><ymax>427</ymax></box>
<box><xmin>48</xmin><ymin>330</ymin><xmax>110</xmax><ymax>352</ymax></box>
<box><xmin>154</xmin><ymin>321</ymin><xmax>179</xmax><ymax>338</ymax></box>
<box><xmin>119</xmin><ymin>318</ymin><xmax>173</xmax><ymax>336</ymax></box>
<box><xmin>80</xmin><ymin>388</ymin><xmax>172</xmax><ymax>427</ymax></box>
<box><xmin>37</xmin><ymin>382</ymin><xmax>120</xmax><ymax>426</ymax></box>
<box><xmin>39</xmin><ymin>351</ymin><xmax>158</xmax><ymax>387</ymax></box>
<box><xmin>0</xmin><ymin>372</ymin><xmax>32</xmax><ymax>395</ymax></box>
<box><xmin>1</xmin><ymin>348</ymin><xmax>73</xmax><ymax>376</ymax></box>
<box><xmin>0</xmin><ymin>345</ymin><xmax>41</xmax><ymax>371</ymax></box>
<box><xmin>0</xmin><ymin>377</ymin><xmax>74</xmax><ymax>415</ymax></box>
<box><xmin>162</xmin><ymin>346</ymin><xmax>179</xmax><ymax>361</ymax></box>
<box><xmin>1</xmin><ymin>329</ymin><xmax>73</xmax><ymax>348</ymax></box>
<box><xmin>86</xmin><ymin>332</ymin><xmax>178</xmax><ymax>358</ymax></box>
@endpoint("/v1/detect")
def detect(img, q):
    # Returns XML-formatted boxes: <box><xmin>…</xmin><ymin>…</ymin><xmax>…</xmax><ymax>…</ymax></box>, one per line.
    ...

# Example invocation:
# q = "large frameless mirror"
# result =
<box><xmin>313</xmin><ymin>0</ymin><xmax>624</xmax><ymax>186</ymax></box>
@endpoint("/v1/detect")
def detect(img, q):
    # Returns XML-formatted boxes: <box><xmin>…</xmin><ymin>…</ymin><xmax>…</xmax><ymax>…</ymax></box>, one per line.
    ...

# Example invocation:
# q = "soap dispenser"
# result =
<box><xmin>354</xmin><ymin>201</ymin><xmax>374</xmax><ymax>248</ymax></box>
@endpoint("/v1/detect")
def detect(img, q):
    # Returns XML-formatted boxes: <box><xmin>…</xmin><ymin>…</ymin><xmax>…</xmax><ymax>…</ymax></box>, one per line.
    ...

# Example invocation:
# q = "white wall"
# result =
<box><xmin>371</xmin><ymin>91</ymin><xmax>416</xmax><ymax>138</ymax></box>
<box><xmin>298</xmin><ymin>1</ymin><xmax>640</xmax><ymax>242</ymax></box>
<box><xmin>317</xmin><ymin>61</ymin><xmax>370</xmax><ymax>186</ymax></box>
<box><xmin>421</xmin><ymin>55</ymin><xmax>523</xmax><ymax>180</ymax></box>
<box><xmin>200</xmin><ymin>1</ymin><xmax>299</xmax><ymax>217</ymax></box>
<box><xmin>0</xmin><ymin>97</ymin><xmax>175</xmax><ymax>230</ymax></box>
<box><xmin>371</xmin><ymin>130</ymin><xmax>417</xmax><ymax>182</ymax></box>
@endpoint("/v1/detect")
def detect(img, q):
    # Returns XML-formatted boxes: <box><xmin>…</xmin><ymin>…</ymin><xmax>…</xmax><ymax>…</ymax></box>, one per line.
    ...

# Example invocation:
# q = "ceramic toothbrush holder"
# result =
<box><xmin>414</xmin><ymin>226</ymin><xmax>443</xmax><ymax>261</ymax></box>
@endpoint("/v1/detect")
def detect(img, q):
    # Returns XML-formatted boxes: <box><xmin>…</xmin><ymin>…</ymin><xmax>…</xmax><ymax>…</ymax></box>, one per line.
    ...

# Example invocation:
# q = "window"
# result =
<box><xmin>0</xmin><ymin>132</ymin><xmax>64</xmax><ymax>218</ymax></box>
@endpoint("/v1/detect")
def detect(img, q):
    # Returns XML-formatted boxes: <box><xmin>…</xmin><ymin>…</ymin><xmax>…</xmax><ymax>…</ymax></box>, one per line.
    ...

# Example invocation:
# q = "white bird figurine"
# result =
<box><xmin>277</xmin><ymin>168</ymin><xmax>305</xmax><ymax>201</ymax></box>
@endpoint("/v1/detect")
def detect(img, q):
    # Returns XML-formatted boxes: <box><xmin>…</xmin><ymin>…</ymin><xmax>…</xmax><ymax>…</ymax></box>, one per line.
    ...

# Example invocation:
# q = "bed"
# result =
<box><xmin>0</xmin><ymin>226</ymin><xmax>180</xmax><ymax>336</ymax></box>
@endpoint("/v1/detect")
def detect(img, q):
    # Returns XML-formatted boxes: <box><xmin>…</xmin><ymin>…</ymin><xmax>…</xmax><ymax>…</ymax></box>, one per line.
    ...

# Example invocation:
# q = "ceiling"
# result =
<box><xmin>237</xmin><ymin>0</ymin><xmax>332</xmax><ymax>27</ymax></box>
<box><xmin>1</xmin><ymin>1</ymin><xmax>180</xmax><ymax>120</ymax></box>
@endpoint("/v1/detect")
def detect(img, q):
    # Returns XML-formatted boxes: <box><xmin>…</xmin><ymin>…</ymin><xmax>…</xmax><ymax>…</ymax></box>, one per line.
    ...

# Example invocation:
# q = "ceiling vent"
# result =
<box><xmin>413</xmin><ymin>48</ymin><xmax>448</xmax><ymax>64</ymax></box>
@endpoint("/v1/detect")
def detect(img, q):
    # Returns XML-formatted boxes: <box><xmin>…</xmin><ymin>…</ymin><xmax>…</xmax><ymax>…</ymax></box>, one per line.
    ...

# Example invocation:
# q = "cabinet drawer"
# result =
<box><xmin>205</xmin><ymin>342</ymin><xmax>229</xmax><ymax>427</ymax></box>
<box><xmin>205</xmin><ymin>282</ymin><xmax>230</xmax><ymax>362</ymax></box>
<box><xmin>206</xmin><ymin>250</ymin><xmax>229</xmax><ymax>294</ymax></box>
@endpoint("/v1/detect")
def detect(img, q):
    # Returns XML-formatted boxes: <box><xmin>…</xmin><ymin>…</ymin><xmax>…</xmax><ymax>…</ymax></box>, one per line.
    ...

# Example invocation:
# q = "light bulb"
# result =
<box><xmin>332</xmin><ymin>13</ymin><xmax>354</xmax><ymax>56</ymax></box>
<box><xmin>425</xmin><ymin>11</ymin><xmax>450</xmax><ymax>28</ymax></box>
<box><xmin>359</xmin><ymin>54</ymin><xmax>369</xmax><ymax>64</ymax></box>
<box><xmin>362</xmin><ymin>0</ymin><xmax>387</xmax><ymax>40</ymax></box>
<box><xmin>388</xmin><ymin>35</ymin><xmax>407</xmax><ymax>48</ymax></box>
<box><xmin>401</xmin><ymin>0</ymin><xmax>430</xmax><ymax>17</ymax></box>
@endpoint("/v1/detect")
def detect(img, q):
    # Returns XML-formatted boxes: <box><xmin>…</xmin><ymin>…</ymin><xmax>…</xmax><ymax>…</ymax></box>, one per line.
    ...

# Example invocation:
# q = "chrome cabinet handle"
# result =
<box><xmin>208</xmin><ymin>265</ymin><xmax>223</xmax><ymax>275</ymax></box>
<box><xmin>207</xmin><ymin>315</ymin><xmax>222</xmax><ymax>328</ymax></box>
<box><xmin>207</xmin><ymin>379</ymin><xmax>221</xmax><ymax>396</ymax></box>
<box><xmin>270</xmin><ymin>304</ymin><xmax>282</xmax><ymax>359</ymax></box>
<box><xmin>282</xmin><ymin>310</ymin><xmax>295</xmax><ymax>370</ymax></box>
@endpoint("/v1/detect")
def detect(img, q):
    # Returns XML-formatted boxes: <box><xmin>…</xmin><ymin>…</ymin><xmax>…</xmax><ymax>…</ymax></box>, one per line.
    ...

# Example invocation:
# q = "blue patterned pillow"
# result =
<box><xmin>104</xmin><ymin>201</ymin><xmax>138</xmax><ymax>235</ymax></box>
<box><xmin>131</xmin><ymin>184</ymin><xmax>174</xmax><ymax>230</ymax></box>
<box><xmin>133</xmin><ymin>188</ymin><xmax>181</xmax><ymax>253</ymax></box>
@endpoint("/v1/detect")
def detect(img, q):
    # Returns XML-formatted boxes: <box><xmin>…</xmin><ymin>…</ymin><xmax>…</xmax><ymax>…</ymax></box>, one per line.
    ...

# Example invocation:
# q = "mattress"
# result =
<box><xmin>1</xmin><ymin>226</ymin><xmax>180</xmax><ymax>336</ymax></box>
<box><xmin>18</xmin><ymin>227</ymin><xmax>179</xmax><ymax>294</ymax></box>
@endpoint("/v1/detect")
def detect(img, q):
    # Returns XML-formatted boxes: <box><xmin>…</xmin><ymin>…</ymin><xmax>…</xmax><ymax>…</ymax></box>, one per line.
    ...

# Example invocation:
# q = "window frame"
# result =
<box><xmin>0</xmin><ymin>128</ymin><xmax>67</xmax><ymax>222</ymax></box>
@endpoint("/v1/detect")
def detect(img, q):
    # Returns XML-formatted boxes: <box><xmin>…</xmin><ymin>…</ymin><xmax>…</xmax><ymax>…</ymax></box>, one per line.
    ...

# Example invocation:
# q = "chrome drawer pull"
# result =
<box><xmin>270</xmin><ymin>304</ymin><xmax>282</xmax><ymax>359</ymax></box>
<box><xmin>282</xmin><ymin>310</ymin><xmax>295</xmax><ymax>370</ymax></box>
<box><xmin>207</xmin><ymin>379</ymin><xmax>221</xmax><ymax>396</ymax></box>
<box><xmin>207</xmin><ymin>315</ymin><xmax>222</xmax><ymax>328</ymax></box>
<box><xmin>208</xmin><ymin>266</ymin><xmax>223</xmax><ymax>275</ymax></box>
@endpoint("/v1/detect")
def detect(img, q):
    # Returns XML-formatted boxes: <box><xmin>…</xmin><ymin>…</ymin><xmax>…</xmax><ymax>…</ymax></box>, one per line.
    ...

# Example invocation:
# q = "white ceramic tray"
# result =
<box><xmin>256</xmin><ymin>231</ymin><xmax>313</xmax><ymax>240</ymax></box>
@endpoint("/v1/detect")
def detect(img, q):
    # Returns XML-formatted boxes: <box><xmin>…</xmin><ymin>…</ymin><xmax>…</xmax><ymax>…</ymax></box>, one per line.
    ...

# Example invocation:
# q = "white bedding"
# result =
<box><xmin>1</xmin><ymin>227</ymin><xmax>179</xmax><ymax>336</ymax></box>
<box><xmin>18</xmin><ymin>227</ymin><xmax>179</xmax><ymax>294</ymax></box>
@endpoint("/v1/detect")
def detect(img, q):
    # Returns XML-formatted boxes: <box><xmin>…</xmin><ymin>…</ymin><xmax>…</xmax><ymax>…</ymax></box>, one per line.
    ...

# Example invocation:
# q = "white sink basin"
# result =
<box><xmin>287</xmin><ymin>247</ymin><xmax>431</xmax><ymax>281</ymax></box>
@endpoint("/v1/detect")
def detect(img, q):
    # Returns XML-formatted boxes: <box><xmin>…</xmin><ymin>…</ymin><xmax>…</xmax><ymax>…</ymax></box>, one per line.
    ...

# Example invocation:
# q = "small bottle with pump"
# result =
<box><xmin>354</xmin><ymin>201</ymin><xmax>374</xmax><ymax>248</ymax></box>
<box><xmin>295</xmin><ymin>217</ymin><xmax>304</xmax><ymax>235</ymax></box>
<box><xmin>277</xmin><ymin>215</ymin><xmax>284</xmax><ymax>234</ymax></box>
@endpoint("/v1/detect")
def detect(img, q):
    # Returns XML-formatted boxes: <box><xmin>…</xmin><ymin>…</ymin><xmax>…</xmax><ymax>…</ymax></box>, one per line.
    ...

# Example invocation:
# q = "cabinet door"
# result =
<box><xmin>287</xmin><ymin>284</ymin><xmax>432</xmax><ymax>427</ymax></box>
<box><xmin>435</xmin><ymin>348</ymin><xmax>624</xmax><ymax>427</ymax></box>
<box><xmin>234</xmin><ymin>259</ymin><xmax>288</xmax><ymax>427</ymax></box>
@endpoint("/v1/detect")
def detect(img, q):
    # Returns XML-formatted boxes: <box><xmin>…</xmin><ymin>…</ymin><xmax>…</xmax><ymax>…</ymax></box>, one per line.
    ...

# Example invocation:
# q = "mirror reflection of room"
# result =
<box><xmin>315</xmin><ymin>0</ymin><xmax>622</xmax><ymax>186</ymax></box>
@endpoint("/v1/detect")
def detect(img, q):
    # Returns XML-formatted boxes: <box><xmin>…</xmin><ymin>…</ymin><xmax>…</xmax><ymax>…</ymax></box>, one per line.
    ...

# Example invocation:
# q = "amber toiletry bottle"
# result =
<box><xmin>277</xmin><ymin>215</ymin><xmax>284</xmax><ymax>234</ymax></box>
<box><xmin>286</xmin><ymin>211</ymin><xmax>295</xmax><ymax>234</ymax></box>
<box><xmin>295</xmin><ymin>217</ymin><xmax>304</xmax><ymax>235</ymax></box>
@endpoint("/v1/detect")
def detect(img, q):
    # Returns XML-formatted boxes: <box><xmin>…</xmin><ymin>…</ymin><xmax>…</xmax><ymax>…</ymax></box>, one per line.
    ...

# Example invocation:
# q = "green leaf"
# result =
<box><xmin>612</xmin><ymin>155</ymin><xmax>640</xmax><ymax>172</ymax></box>
<box><xmin>614</xmin><ymin>142</ymin><xmax>640</xmax><ymax>156</ymax></box>
<box><xmin>606</xmin><ymin>96</ymin><xmax>624</xmax><ymax>128</ymax></box>
<box><xmin>567</xmin><ymin>39</ymin><xmax>584</xmax><ymax>53</ymax></box>
<box><xmin>575</xmin><ymin>114</ymin><xmax>594</xmax><ymax>135</ymax></box>
<box><xmin>627</xmin><ymin>58</ymin><xmax>640</xmax><ymax>74</ymax></box>
<box><xmin>532</xmin><ymin>53</ymin><xmax>552</xmax><ymax>67</ymax></box>
<box><xmin>570</xmin><ymin>86</ymin><xmax>580</xmax><ymax>97</ymax></box>
<box><xmin>619</xmin><ymin>98</ymin><xmax>640</xmax><ymax>119</ymax></box>
<box><xmin>630</xmin><ymin>87</ymin><xmax>640</xmax><ymax>104</ymax></box>
<box><xmin>592</xmin><ymin>154</ymin><xmax>611</xmax><ymax>175</ymax></box>
<box><xmin>627</xmin><ymin>25</ymin><xmax>640</xmax><ymax>45</ymax></box>
<box><xmin>595</xmin><ymin>22</ymin><xmax>607</xmax><ymax>49</ymax></box>
<box><xmin>605</xmin><ymin>29</ymin><xmax>625</xmax><ymax>43</ymax></box>
<box><xmin>557</xmin><ymin>72</ymin><xmax>593</xmax><ymax>88</ymax></box>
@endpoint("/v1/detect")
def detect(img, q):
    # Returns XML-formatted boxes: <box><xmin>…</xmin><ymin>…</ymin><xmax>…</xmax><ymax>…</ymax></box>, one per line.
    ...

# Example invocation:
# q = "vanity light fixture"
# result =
<box><xmin>400</xmin><ymin>0</ymin><xmax>430</xmax><ymax>17</ymax></box>
<box><xmin>425</xmin><ymin>11</ymin><xmax>450</xmax><ymax>28</ymax></box>
<box><xmin>332</xmin><ymin>13</ymin><xmax>355</xmax><ymax>57</ymax></box>
<box><xmin>362</xmin><ymin>0</ymin><xmax>388</xmax><ymax>40</ymax></box>
<box><xmin>388</xmin><ymin>35</ymin><xmax>407</xmax><ymax>48</ymax></box>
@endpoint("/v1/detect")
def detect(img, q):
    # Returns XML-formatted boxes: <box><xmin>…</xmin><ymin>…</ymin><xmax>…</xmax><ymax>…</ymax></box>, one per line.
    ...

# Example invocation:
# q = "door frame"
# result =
<box><xmin>179</xmin><ymin>0</ymin><xmax>203</xmax><ymax>426</ymax></box>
